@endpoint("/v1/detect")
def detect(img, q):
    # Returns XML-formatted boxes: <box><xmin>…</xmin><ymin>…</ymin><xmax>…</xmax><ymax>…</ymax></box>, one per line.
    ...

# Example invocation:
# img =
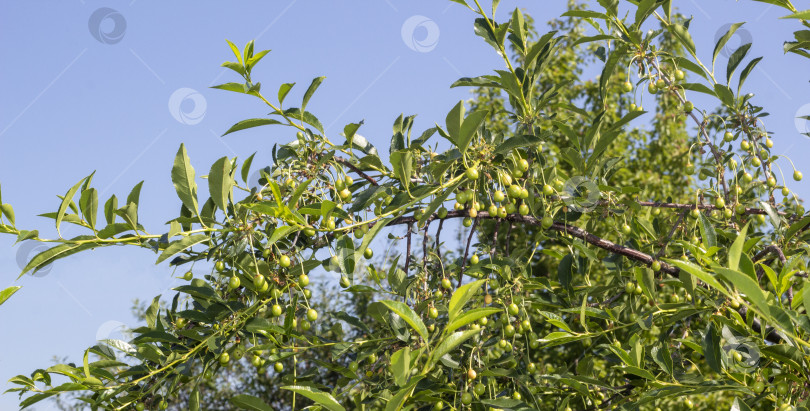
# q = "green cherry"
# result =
<box><xmin>622</xmin><ymin>81</ymin><xmax>633</xmax><ymax>93</ymax></box>
<box><xmin>299</xmin><ymin>274</ymin><xmax>310</xmax><ymax>287</ymax></box>
<box><xmin>215</xmin><ymin>261</ymin><xmax>225</xmax><ymax>272</ymax></box>
<box><xmin>465</xmin><ymin>167</ymin><xmax>480</xmax><ymax>180</ymax></box>
<box><xmin>723</xmin><ymin>131</ymin><xmax>734</xmax><ymax>142</ymax></box>
<box><xmin>182</xmin><ymin>271</ymin><xmax>193</xmax><ymax>281</ymax></box>
<box><xmin>271</xmin><ymin>304</ymin><xmax>283</xmax><ymax>317</ymax></box>
<box><xmin>227</xmin><ymin>276</ymin><xmax>240</xmax><ymax>290</ymax></box>
<box><xmin>794</xmin><ymin>170</ymin><xmax>803</xmax><ymax>181</ymax></box>
<box><xmin>279</xmin><ymin>255</ymin><xmax>291</xmax><ymax>268</ymax></box>
<box><xmin>306</xmin><ymin>308</ymin><xmax>318</xmax><ymax>321</ymax></box>
<box><xmin>441</xmin><ymin>278</ymin><xmax>452</xmax><ymax>290</ymax></box>
<box><xmin>541</xmin><ymin>216</ymin><xmax>553</xmax><ymax>229</ymax></box>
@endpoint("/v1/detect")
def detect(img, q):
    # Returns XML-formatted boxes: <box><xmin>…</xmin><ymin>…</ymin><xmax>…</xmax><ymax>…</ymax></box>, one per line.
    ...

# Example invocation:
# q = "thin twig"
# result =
<box><xmin>334</xmin><ymin>156</ymin><xmax>379</xmax><ymax>186</ymax></box>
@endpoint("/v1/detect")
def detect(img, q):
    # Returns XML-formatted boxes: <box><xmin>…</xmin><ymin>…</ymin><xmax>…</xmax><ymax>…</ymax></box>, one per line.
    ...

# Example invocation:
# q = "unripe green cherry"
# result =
<box><xmin>735</xmin><ymin>204</ymin><xmax>746</xmax><ymax>214</ymax></box>
<box><xmin>219</xmin><ymin>352</ymin><xmax>230</xmax><ymax>365</ymax></box>
<box><xmin>689</xmin><ymin>208</ymin><xmax>700</xmax><ymax>219</ymax></box>
<box><xmin>469</xmin><ymin>207</ymin><xmax>478</xmax><ymax>218</ymax></box>
<box><xmin>740</xmin><ymin>140</ymin><xmax>750</xmax><ymax>150</ymax></box>
<box><xmin>621</xmin><ymin>223</ymin><xmax>631</xmax><ymax>235</ymax></box>
<box><xmin>460</xmin><ymin>392</ymin><xmax>473</xmax><ymax>405</ymax></box>
<box><xmin>505</xmin><ymin>202</ymin><xmax>516</xmax><ymax>214</ymax></box>
<box><xmin>647</xmin><ymin>81</ymin><xmax>657</xmax><ymax>94</ymax></box>
<box><xmin>622</xmin><ymin>81</ymin><xmax>633</xmax><ymax>93</ymax></box>
<box><xmin>428</xmin><ymin>306</ymin><xmax>439</xmax><ymax>319</ymax></box>
<box><xmin>683</xmin><ymin>101</ymin><xmax>694</xmax><ymax>112</ymax></box>
<box><xmin>765</xmin><ymin>138</ymin><xmax>773</xmax><ymax>148</ymax></box>
<box><xmin>751</xmin><ymin>157</ymin><xmax>761</xmax><ymax>167</ymax></box>
<box><xmin>215</xmin><ymin>261</ymin><xmax>225</xmax><ymax>272</ymax></box>
<box><xmin>340</xmin><ymin>276</ymin><xmax>351</xmax><ymax>287</ymax></box>
<box><xmin>271</xmin><ymin>304</ymin><xmax>283</xmax><ymax>317</ymax></box>
<box><xmin>299</xmin><ymin>274</ymin><xmax>310</xmax><ymax>287</ymax></box>
<box><xmin>518</xmin><ymin>159</ymin><xmax>529</xmax><ymax>172</ymax></box>
<box><xmin>504</xmin><ymin>324</ymin><xmax>516</xmax><ymax>337</ymax></box>
<box><xmin>183</xmin><ymin>271</ymin><xmax>193</xmax><ymax>281</ymax></box>
<box><xmin>279</xmin><ymin>255</ymin><xmax>291</xmax><ymax>268</ymax></box>
<box><xmin>723</xmin><ymin>208</ymin><xmax>733</xmax><ymax>218</ymax></box>
<box><xmin>474</xmin><ymin>382</ymin><xmax>486</xmax><ymax>396</ymax></box>
<box><xmin>507</xmin><ymin>303</ymin><xmax>520</xmax><ymax>316</ymax></box>
<box><xmin>656</xmin><ymin>78</ymin><xmax>666</xmax><ymax>90</ymax></box>
<box><xmin>541</xmin><ymin>216</ymin><xmax>553</xmax><ymax>229</ymax></box>
<box><xmin>651</xmin><ymin>260</ymin><xmax>662</xmax><ymax>271</ymax></box>
<box><xmin>625</xmin><ymin>282</ymin><xmax>636</xmax><ymax>294</ymax></box>
<box><xmin>714</xmin><ymin>197</ymin><xmax>725</xmax><ymax>208</ymax></box>
<box><xmin>488</xmin><ymin>204</ymin><xmax>498</xmax><ymax>215</ymax></box>
<box><xmin>507</xmin><ymin>184</ymin><xmax>522</xmax><ymax>198</ymax></box>
<box><xmin>493</xmin><ymin>190</ymin><xmax>505</xmax><ymax>203</ymax></box>
<box><xmin>228</xmin><ymin>276</ymin><xmax>240</xmax><ymax>290</ymax></box>
<box><xmin>274</xmin><ymin>362</ymin><xmax>283</xmax><ymax>373</ymax></box>
<box><xmin>463</xmin><ymin>217</ymin><xmax>473</xmax><ymax>227</ymax></box>
<box><xmin>465</xmin><ymin>167</ymin><xmax>480</xmax><ymax>180</ymax></box>
<box><xmin>767</xmin><ymin>176</ymin><xmax>777</xmax><ymax>187</ymax></box>
<box><xmin>437</xmin><ymin>206</ymin><xmax>448</xmax><ymax>219</ymax></box>
<box><xmin>253</xmin><ymin>274</ymin><xmax>266</xmax><ymax>288</ymax></box>
<box><xmin>742</xmin><ymin>172</ymin><xmax>753</xmax><ymax>183</ymax></box>
<box><xmin>782</xmin><ymin>186</ymin><xmax>790</xmax><ymax>196</ymax></box>
<box><xmin>497</xmin><ymin>206</ymin><xmax>508</xmax><ymax>218</ymax></box>
<box><xmin>674</xmin><ymin>69</ymin><xmax>685</xmax><ymax>80</ymax></box>
<box><xmin>794</xmin><ymin>170</ymin><xmax>803</xmax><ymax>181</ymax></box>
<box><xmin>723</xmin><ymin>131</ymin><xmax>734</xmax><ymax>142</ymax></box>
<box><xmin>470</xmin><ymin>254</ymin><xmax>479</xmax><ymax>265</ymax></box>
<box><xmin>306</xmin><ymin>308</ymin><xmax>318</xmax><ymax>321</ymax></box>
<box><xmin>542</xmin><ymin>184</ymin><xmax>554</xmax><ymax>196</ymax></box>
<box><xmin>363</xmin><ymin>248</ymin><xmax>373</xmax><ymax>259</ymax></box>
<box><xmin>135</xmin><ymin>403</ymin><xmax>145</xmax><ymax>411</ymax></box>
<box><xmin>518</xmin><ymin>203</ymin><xmax>529</xmax><ymax>215</ymax></box>
<box><xmin>441</xmin><ymin>278</ymin><xmax>452</xmax><ymax>290</ymax></box>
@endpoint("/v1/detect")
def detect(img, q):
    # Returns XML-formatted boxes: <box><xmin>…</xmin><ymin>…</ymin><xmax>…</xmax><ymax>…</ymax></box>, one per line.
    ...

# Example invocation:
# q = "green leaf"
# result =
<box><xmin>1</xmin><ymin>203</ymin><xmax>15</xmax><ymax>226</ymax></box>
<box><xmin>668</xmin><ymin>23</ymin><xmax>696</xmax><ymax>56</ymax></box>
<box><xmin>156</xmin><ymin>234</ymin><xmax>210</xmax><ymax>264</ymax></box>
<box><xmin>229</xmin><ymin>394</ymin><xmax>274</xmax><ymax>411</ymax></box>
<box><xmin>714</xmin><ymin>267</ymin><xmax>767</xmax><ymax>314</ymax></box>
<box><xmin>458</xmin><ymin>110</ymin><xmax>487</xmax><ymax>155</ymax></box>
<box><xmin>171</xmin><ymin>144</ymin><xmax>199</xmax><ymax>217</ymax></box>
<box><xmin>281</xmin><ymin>386</ymin><xmax>344</xmax><ymax>411</ymax></box>
<box><xmin>728</xmin><ymin>223</ymin><xmax>749</xmax><ymax>272</ymax></box>
<box><xmin>385</xmin><ymin>376</ymin><xmax>423</xmax><ymax>411</ymax></box>
<box><xmin>445</xmin><ymin>101</ymin><xmax>464</xmax><ymax>147</ymax></box>
<box><xmin>785</xmin><ymin>214</ymin><xmax>810</xmax><ymax>242</ymax></box>
<box><xmin>209</xmin><ymin>157</ymin><xmax>234</xmax><ymax>212</ymax></box>
<box><xmin>448</xmin><ymin>279</ymin><xmax>487</xmax><ymax>322</ymax></box>
<box><xmin>302</xmin><ymin>76</ymin><xmax>326</xmax><ymax>112</ymax></box>
<box><xmin>222</xmin><ymin>118</ymin><xmax>283</xmax><ymax>136</ymax></box>
<box><xmin>19</xmin><ymin>241</ymin><xmax>96</xmax><ymax>278</ymax></box>
<box><xmin>713</xmin><ymin>23</ymin><xmax>745</xmax><ymax>67</ymax></box>
<box><xmin>390</xmin><ymin>346</ymin><xmax>411</xmax><ymax>387</ymax></box>
<box><xmin>56</xmin><ymin>176</ymin><xmax>88</xmax><ymax>236</ymax></box>
<box><xmin>445</xmin><ymin>307</ymin><xmax>500</xmax><ymax>334</ymax></box>
<box><xmin>698</xmin><ymin>212</ymin><xmax>717</xmax><ymax>248</ymax></box>
<box><xmin>781</xmin><ymin>10</ymin><xmax>810</xmax><ymax>19</ymax></box>
<box><xmin>211</xmin><ymin>82</ymin><xmax>246</xmax><ymax>94</ymax></box>
<box><xmin>665</xmin><ymin>259</ymin><xmax>729</xmax><ymax>297</ymax></box>
<box><xmin>429</xmin><ymin>329</ymin><xmax>479</xmax><ymax>367</ymax></box>
<box><xmin>0</xmin><ymin>286</ymin><xmax>21</xmax><ymax>306</ymax></box>
<box><xmin>278</xmin><ymin>82</ymin><xmax>295</xmax><ymax>105</ymax></box>
<box><xmin>241</xmin><ymin>153</ymin><xmax>256</xmax><ymax>184</ymax></box>
<box><xmin>225</xmin><ymin>39</ymin><xmax>243</xmax><ymax>65</ymax></box>
<box><xmin>380</xmin><ymin>300</ymin><xmax>428</xmax><ymax>341</ymax></box>
<box><xmin>727</xmin><ymin>43</ymin><xmax>752</xmax><ymax>84</ymax></box>
<box><xmin>145</xmin><ymin>295</ymin><xmax>160</xmax><ymax>329</ymax></box>
<box><xmin>738</xmin><ymin>56</ymin><xmax>762</xmax><ymax>93</ymax></box>
<box><xmin>389</xmin><ymin>150</ymin><xmax>413</xmax><ymax>189</ymax></box>
<box><xmin>79</xmin><ymin>188</ymin><xmax>98</xmax><ymax>230</ymax></box>
<box><xmin>104</xmin><ymin>195</ymin><xmax>117</xmax><ymax>225</ymax></box>
<box><xmin>702</xmin><ymin>322</ymin><xmax>723</xmax><ymax>373</ymax></box>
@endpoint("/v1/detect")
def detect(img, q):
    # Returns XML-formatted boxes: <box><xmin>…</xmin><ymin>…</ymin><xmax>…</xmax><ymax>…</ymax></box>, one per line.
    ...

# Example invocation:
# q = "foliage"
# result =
<box><xmin>3</xmin><ymin>1</ymin><xmax>810</xmax><ymax>410</ymax></box>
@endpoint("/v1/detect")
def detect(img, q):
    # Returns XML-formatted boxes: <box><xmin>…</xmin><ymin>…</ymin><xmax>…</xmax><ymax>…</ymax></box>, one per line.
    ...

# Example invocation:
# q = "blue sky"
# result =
<box><xmin>0</xmin><ymin>1</ymin><xmax>808</xmax><ymax>409</ymax></box>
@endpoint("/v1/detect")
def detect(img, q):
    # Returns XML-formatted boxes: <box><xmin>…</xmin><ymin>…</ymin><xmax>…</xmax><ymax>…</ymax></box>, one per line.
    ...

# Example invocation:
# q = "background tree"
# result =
<box><xmin>2</xmin><ymin>1</ymin><xmax>810</xmax><ymax>410</ymax></box>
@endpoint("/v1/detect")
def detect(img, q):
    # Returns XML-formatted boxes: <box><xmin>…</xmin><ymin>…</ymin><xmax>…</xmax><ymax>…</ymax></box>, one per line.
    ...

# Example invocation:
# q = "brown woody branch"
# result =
<box><xmin>334</xmin><ymin>156</ymin><xmax>379</xmax><ymax>186</ymax></box>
